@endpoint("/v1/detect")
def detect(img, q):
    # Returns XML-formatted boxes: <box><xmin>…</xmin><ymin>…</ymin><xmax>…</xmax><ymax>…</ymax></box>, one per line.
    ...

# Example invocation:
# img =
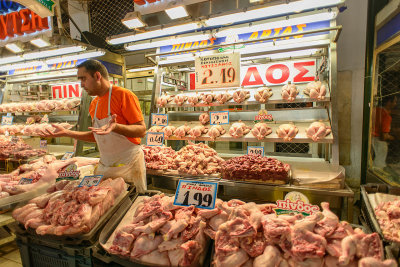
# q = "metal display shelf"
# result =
<box><xmin>0</xmin><ymin>108</ymin><xmax>79</xmax><ymax>114</ymax></box>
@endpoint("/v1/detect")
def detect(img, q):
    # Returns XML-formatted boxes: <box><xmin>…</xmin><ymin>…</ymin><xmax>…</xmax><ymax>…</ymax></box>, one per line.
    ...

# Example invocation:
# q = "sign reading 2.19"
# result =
<box><xmin>201</xmin><ymin>67</ymin><xmax>236</xmax><ymax>85</ymax></box>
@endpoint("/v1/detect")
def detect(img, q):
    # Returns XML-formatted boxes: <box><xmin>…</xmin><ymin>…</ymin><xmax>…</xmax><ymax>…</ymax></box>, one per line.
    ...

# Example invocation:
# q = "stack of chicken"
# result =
<box><xmin>0</xmin><ymin>125</ymin><xmax>24</xmax><ymax>135</ymax></box>
<box><xmin>306</xmin><ymin>122</ymin><xmax>331</xmax><ymax>142</ymax></box>
<box><xmin>157</xmin><ymin>94</ymin><xmax>174</xmax><ymax>107</ymax></box>
<box><xmin>13</xmin><ymin>177</ymin><xmax>127</xmax><ymax>235</ymax></box>
<box><xmin>375</xmin><ymin>199</ymin><xmax>400</xmax><ymax>243</ymax></box>
<box><xmin>207</xmin><ymin>201</ymin><xmax>396</xmax><ymax>267</ymax></box>
<box><xmin>22</xmin><ymin>123</ymin><xmax>74</xmax><ymax>136</ymax></box>
<box><xmin>0</xmin><ymin>99</ymin><xmax>80</xmax><ymax>113</ymax></box>
<box><xmin>0</xmin><ymin>136</ymin><xmax>45</xmax><ymax>159</ymax></box>
<box><xmin>142</xmin><ymin>145</ymin><xmax>177</xmax><ymax>171</ymax></box>
<box><xmin>105</xmin><ymin>194</ymin><xmax>210</xmax><ymax>266</ymax></box>
<box><xmin>304</xmin><ymin>80</ymin><xmax>327</xmax><ymax>100</ymax></box>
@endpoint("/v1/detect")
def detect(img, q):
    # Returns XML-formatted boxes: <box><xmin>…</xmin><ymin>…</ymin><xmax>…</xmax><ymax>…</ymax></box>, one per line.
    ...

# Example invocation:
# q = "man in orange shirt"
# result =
<box><xmin>372</xmin><ymin>95</ymin><xmax>397</xmax><ymax>168</ymax></box>
<box><xmin>39</xmin><ymin>60</ymin><xmax>147</xmax><ymax>192</ymax></box>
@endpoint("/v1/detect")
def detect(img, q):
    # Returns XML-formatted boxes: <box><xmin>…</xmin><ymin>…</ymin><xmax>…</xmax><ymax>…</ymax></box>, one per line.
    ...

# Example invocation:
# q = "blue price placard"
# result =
<box><xmin>146</xmin><ymin>132</ymin><xmax>164</xmax><ymax>146</ymax></box>
<box><xmin>210</xmin><ymin>111</ymin><xmax>229</xmax><ymax>125</ymax></box>
<box><xmin>151</xmin><ymin>113</ymin><xmax>169</xmax><ymax>126</ymax></box>
<box><xmin>1</xmin><ymin>115</ymin><xmax>13</xmax><ymax>125</ymax></box>
<box><xmin>79</xmin><ymin>175</ymin><xmax>103</xmax><ymax>187</ymax></box>
<box><xmin>247</xmin><ymin>146</ymin><xmax>264</xmax><ymax>157</ymax></box>
<box><xmin>18</xmin><ymin>178</ymin><xmax>33</xmax><ymax>185</ymax></box>
<box><xmin>173</xmin><ymin>180</ymin><xmax>218</xmax><ymax>210</ymax></box>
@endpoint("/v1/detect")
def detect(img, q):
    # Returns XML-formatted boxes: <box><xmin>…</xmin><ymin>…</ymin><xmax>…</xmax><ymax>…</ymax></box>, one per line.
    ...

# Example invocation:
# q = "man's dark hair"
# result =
<box><xmin>77</xmin><ymin>59</ymin><xmax>109</xmax><ymax>80</ymax></box>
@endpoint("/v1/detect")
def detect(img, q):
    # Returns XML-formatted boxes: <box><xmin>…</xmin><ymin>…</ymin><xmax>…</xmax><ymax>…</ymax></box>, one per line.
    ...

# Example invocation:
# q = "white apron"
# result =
<box><xmin>93</xmin><ymin>86</ymin><xmax>147</xmax><ymax>193</ymax></box>
<box><xmin>372</xmin><ymin>136</ymin><xmax>388</xmax><ymax>168</ymax></box>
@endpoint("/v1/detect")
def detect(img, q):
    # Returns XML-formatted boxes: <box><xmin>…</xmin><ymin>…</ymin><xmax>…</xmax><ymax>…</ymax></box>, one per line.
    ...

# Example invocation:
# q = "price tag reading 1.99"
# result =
<box><xmin>146</xmin><ymin>132</ymin><xmax>164</xmax><ymax>146</ymax></box>
<box><xmin>174</xmin><ymin>180</ymin><xmax>218</xmax><ymax>210</ymax></box>
<box><xmin>210</xmin><ymin>111</ymin><xmax>229</xmax><ymax>125</ymax></box>
<box><xmin>151</xmin><ymin>113</ymin><xmax>168</xmax><ymax>126</ymax></box>
<box><xmin>247</xmin><ymin>146</ymin><xmax>264</xmax><ymax>157</ymax></box>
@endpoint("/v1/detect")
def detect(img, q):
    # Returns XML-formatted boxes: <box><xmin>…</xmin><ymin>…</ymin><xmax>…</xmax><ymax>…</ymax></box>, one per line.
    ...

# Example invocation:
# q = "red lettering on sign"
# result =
<box><xmin>69</xmin><ymin>84</ymin><xmax>79</xmax><ymax>98</ymax></box>
<box><xmin>242</xmin><ymin>67</ymin><xmax>263</xmax><ymax>86</ymax></box>
<box><xmin>134</xmin><ymin>0</ymin><xmax>162</xmax><ymax>5</ymax></box>
<box><xmin>293</xmin><ymin>61</ymin><xmax>315</xmax><ymax>82</ymax></box>
<box><xmin>52</xmin><ymin>85</ymin><xmax>62</xmax><ymax>98</ymax></box>
<box><xmin>266</xmin><ymin>64</ymin><xmax>290</xmax><ymax>84</ymax></box>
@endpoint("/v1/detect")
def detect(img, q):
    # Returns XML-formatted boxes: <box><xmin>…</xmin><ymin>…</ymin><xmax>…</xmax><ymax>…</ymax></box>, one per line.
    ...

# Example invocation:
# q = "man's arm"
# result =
<box><xmin>89</xmin><ymin>115</ymin><xmax>146</xmax><ymax>138</ymax></box>
<box><xmin>38</xmin><ymin>124</ymin><xmax>96</xmax><ymax>142</ymax></box>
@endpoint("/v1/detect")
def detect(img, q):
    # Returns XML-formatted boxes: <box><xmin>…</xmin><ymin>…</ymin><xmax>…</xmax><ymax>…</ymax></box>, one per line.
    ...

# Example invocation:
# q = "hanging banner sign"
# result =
<box><xmin>174</xmin><ymin>179</ymin><xmax>218</xmax><ymax>209</ymax></box>
<box><xmin>13</xmin><ymin>0</ymin><xmax>55</xmax><ymax>17</ymax></box>
<box><xmin>51</xmin><ymin>83</ymin><xmax>82</xmax><ymax>99</ymax></box>
<box><xmin>159</xmin><ymin>20</ymin><xmax>330</xmax><ymax>55</ymax></box>
<box><xmin>274</xmin><ymin>191</ymin><xmax>320</xmax><ymax>216</ymax></box>
<box><xmin>195</xmin><ymin>53</ymin><xmax>240</xmax><ymax>89</ymax></box>
<box><xmin>9</xmin><ymin>59</ymin><xmax>85</xmax><ymax>75</ymax></box>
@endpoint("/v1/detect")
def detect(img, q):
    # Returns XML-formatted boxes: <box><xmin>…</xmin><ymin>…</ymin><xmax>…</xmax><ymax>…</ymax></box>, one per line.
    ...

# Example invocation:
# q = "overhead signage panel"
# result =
<box><xmin>13</xmin><ymin>0</ymin><xmax>55</xmax><ymax>17</ymax></box>
<box><xmin>8</xmin><ymin>59</ymin><xmax>86</xmax><ymax>75</ymax></box>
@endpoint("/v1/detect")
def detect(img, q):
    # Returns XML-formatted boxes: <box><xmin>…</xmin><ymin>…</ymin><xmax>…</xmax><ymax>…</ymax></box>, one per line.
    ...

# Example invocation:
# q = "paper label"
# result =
<box><xmin>210</xmin><ymin>111</ymin><xmax>229</xmax><ymax>125</ymax></box>
<box><xmin>40</xmin><ymin>140</ymin><xmax>47</xmax><ymax>148</ymax></box>
<box><xmin>151</xmin><ymin>113</ymin><xmax>168</xmax><ymax>126</ymax></box>
<box><xmin>174</xmin><ymin>180</ymin><xmax>218</xmax><ymax>209</ymax></box>
<box><xmin>57</xmin><ymin>163</ymin><xmax>80</xmax><ymax>182</ymax></box>
<box><xmin>61</xmin><ymin>152</ymin><xmax>74</xmax><ymax>160</ymax></box>
<box><xmin>274</xmin><ymin>191</ymin><xmax>320</xmax><ymax>216</ymax></box>
<box><xmin>247</xmin><ymin>146</ymin><xmax>264</xmax><ymax>156</ymax></box>
<box><xmin>78</xmin><ymin>175</ymin><xmax>103</xmax><ymax>187</ymax></box>
<box><xmin>146</xmin><ymin>132</ymin><xmax>164</xmax><ymax>146</ymax></box>
<box><xmin>18</xmin><ymin>178</ymin><xmax>33</xmax><ymax>185</ymax></box>
<box><xmin>1</xmin><ymin>115</ymin><xmax>13</xmax><ymax>125</ymax></box>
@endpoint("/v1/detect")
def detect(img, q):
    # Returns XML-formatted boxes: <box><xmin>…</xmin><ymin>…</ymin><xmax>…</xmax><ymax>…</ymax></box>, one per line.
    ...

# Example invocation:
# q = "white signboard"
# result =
<box><xmin>1</xmin><ymin>115</ymin><xmax>13</xmax><ymax>125</ymax></box>
<box><xmin>146</xmin><ymin>132</ymin><xmax>164</xmax><ymax>146</ymax></box>
<box><xmin>79</xmin><ymin>175</ymin><xmax>103</xmax><ymax>187</ymax></box>
<box><xmin>210</xmin><ymin>111</ymin><xmax>229</xmax><ymax>125</ymax></box>
<box><xmin>51</xmin><ymin>83</ymin><xmax>82</xmax><ymax>99</ymax></box>
<box><xmin>151</xmin><ymin>113</ymin><xmax>168</xmax><ymax>126</ymax></box>
<box><xmin>195</xmin><ymin>53</ymin><xmax>240</xmax><ymax>89</ymax></box>
<box><xmin>247</xmin><ymin>146</ymin><xmax>264</xmax><ymax>157</ymax></box>
<box><xmin>174</xmin><ymin>180</ymin><xmax>218</xmax><ymax>209</ymax></box>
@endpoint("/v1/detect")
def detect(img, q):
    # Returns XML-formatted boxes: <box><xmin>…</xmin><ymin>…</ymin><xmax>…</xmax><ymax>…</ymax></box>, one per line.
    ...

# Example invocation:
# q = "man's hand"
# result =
<box><xmin>89</xmin><ymin>114</ymin><xmax>117</xmax><ymax>135</ymax></box>
<box><xmin>38</xmin><ymin>124</ymin><xmax>69</xmax><ymax>138</ymax></box>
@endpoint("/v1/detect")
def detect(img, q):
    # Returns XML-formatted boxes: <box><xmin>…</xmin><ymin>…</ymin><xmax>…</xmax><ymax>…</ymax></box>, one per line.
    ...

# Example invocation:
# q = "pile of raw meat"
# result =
<box><xmin>105</xmin><ymin>194</ymin><xmax>209</xmax><ymax>266</ymax></box>
<box><xmin>221</xmin><ymin>155</ymin><xmax>290</xmax><ymax>183</ymax></box>
<box><xmin>0</xmin><ymin>123</ymin><xmax>74</xmax><ymax>136</ymax></box>
<box><xmin>375</xmin><ymin>199</ymin><xmax>400</xmax><ymax>243</ymax></box>
<box><xmin>0</xmin><ymin>98</ymin><xmax>80</xmax><ymax>113</ymax></box>
<box><xmin>142</xmin><ymin>145</ymin><xmax>177</xmax><ymax>170</ymax></box>
<box><xmin>13</xmin><ymin>177</ymin><xmax>127</xmax><ymax>235</ymax></box>
<box><xmin>0</xmin><ymin>136</ymin><xmax>45</xmax><ymax>159</ymax></box>
<box><xmin>207</xmin><ymin>200</ymin><xmax>395</xmax><ymax>267</ymax></box>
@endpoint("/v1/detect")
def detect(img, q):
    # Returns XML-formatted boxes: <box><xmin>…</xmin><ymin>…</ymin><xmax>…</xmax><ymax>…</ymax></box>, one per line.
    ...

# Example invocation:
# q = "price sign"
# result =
<box><xmin>79</xmin><ymin>175</ymin><xmax>103</xmax><ymax>187</ymax></box>
<box><xmin>146</xmin><ymin>132</ymin><xmax>164</xmax><ymax>146</ymax></box>
<box><xmin>40</xmin><ymin>140</ymin><xmax>47</xmax><ymax>148</ymax></box>
<box><xmin>18</xmin><ymin>178</ymin><xmax>33</xmax><ymax>185</ymax></box>
<box><xmin>6</xmin><ymin>113</ymin><xmax>11</xmax><ymax>116</ymax></box>
<box><xmin>61</xmin><ymin>152</ymin><xmax>74</xmax><ymax>160</ymax></box>
<box><xmin>247</xmin><ymin>146</ymin><xmax>264</xmax><ymax>157</ymax></box>
<box><xmin>1</xmin><ymin>115</ymin><xmax>13</xmax><ymax>125</ymax></box>
<box><xmin>174</xmin><ymin>180</ymin><xmax>218</xmax><ymax>209</ymax></box>
<box><xmin>210</xmin><ymin>111</ymin><xmax>229</xmax><ymax>125</ymax></box>
<box><xmin>4</xmin><ymin>131</ymin><xmax>9</xmax><ymax>136</ymax></box>
<box><xmin>195</xmin><ymin>52</ymin><xmax>240</xmax><ymax>89</ymax></box>
<box><xmin>151</xmin><ymin>113</ymin><xmax>168</xmax><ymax>126</ymax></box>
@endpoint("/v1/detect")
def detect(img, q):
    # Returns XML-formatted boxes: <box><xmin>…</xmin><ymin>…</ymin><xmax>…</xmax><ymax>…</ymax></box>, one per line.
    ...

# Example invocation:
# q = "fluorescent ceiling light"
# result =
<box><xmin>0</xmin><ymin>61</ymin><xmax>45</xmax><ymax>72</ymax></box>
<box><xmin>128</xmin><ymin>67</ymin><xmax>156</xmax><ymax>72</ymax></box>
<box><xmin>122</xmin><ymin>11</ymin><xmax>146</xmax><ymax>29</ymax></box>
<box><xmin>147</xmin><ymin>78</ymin><xmax>154</xmax><ymax>82</ymax></box>
<box><xmin>165</xmin><ymin>6</ymin><xmax>189</xmax><ymax>19</ymax></box>
<box><xmin>30</xmin><ymin>37</ymin><xmax>50</xmax><ymax>48</ymax></box>
<box><xmin>7</xmin><ymin>69</ymin><xmax>77</xmax><ymax>83</ymax></box>
<box><xmin>108</xmin><ymin>22</ymin><xmax>200</xmax><ymax>45</ymax></box>
<box><xmin>125</xmin><ymin>33</ymin><xmax>212</xmax><ymax>51</ymax></box>
<box><xmin>159</xmin><ymin>54</ymin><xmax>194</xmax><ymax>65</ymax></box>
<box><xmin>205</xmin><ymin>0</ymin><xmax>343</xmax><ymax>26</ymax></box>
<box><xmin>5</xmin><ymin>43</ymin><xmax>23</xmax><ymax>53</ymax></box>
<box><xmin>0</xmin><ymin>56</ymin><xmax>23</xmax><ymax>65</ymax></box>
<box><xmin>23</xmin><ymin>46</ymin><xmax>86</xmax><ymax>60</ymax></box>
<box><xmin>45</xmin><ymin>50</ymin><xmax>105</xmax><ymax>64</ymax></box>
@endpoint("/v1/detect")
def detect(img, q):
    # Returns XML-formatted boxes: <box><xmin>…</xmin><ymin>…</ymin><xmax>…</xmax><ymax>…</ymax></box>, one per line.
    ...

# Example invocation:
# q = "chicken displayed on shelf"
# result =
<box><xmin>173</xmin><ymin>94</ymin><xmax>188</xmax><ymax>106</ymax></box>
<box><xmin>229</xmin><ymin>122</ymin><xmax>251</xmax><ymax>138</ymax></box>
<box><xmin>201</xmin><ymin>93</ymin><xmax>215</xmax><ymax>105</ymax></box>
<box><xmin>0</xmin><ymin>99</ymin><xmax>80</xmax><ymax>113</ymax></box>
<box><xmin>208</xmin><ymin>125</ymin><xmax>226</xmax><ymax>140</ymax></box>
<box><xmin>162</xmin><ymin>126</ymin><xmax>176</xmax><ymax>139</ymax></box>
<box><xmin>206</xmin><ymin>200</ymin><xmax>394</xmax><ymax>267</ymax></box>
<box><xmin>281</xmin><ymin>82</ymin><xmax>299</xmax><ymax>102</ymax></box>
<box><xmin>0</xmin><ymin>136</ymin><xmax>45</xmax><ymax>159</ymax></box>
<box><xmin>188</xmin><ymin>125</ymin><xmax>208</xmax><ymax>139</ymax></box>
<box><xmin>251</xmin><ymin>123</ymin><xmax>272</xmax><ymax>140</ymax></box>
<box><xmin>199</xmin><ymin>113</ymin><xmax>210</xmax><ymax>125</ymax></box>
<box><xmin>215</xmin><ymin>92</ymin><xmax>233</xmax><ymax>104</ymax></box>
<box><xmin>306</xmin><ymin>122</ymin><xmax>331</xmax><ymax>142</ymax></box>
<box><xmin>147</xmin><ymin>126</ymin><xmax>164</xmax><ymax>133</ymax></box>
<box><xmin>13</xmin><ymin>177</ymin><xmax>127</xmax><ymax>235</ymax></box>
<box><xmin>375</xmin><ymin>199</ymin><xmax>400</xmax><ymax>243</ymax></box>
<box><xmin>157</xmin><ymin>94</ymin><xmax>174</xmax><ymax>107</ymax></box>
<box><xmin>304</xmin><ymin>80</ymin><xmax>327</xmax><ymax>100</ymax></box>
<box><xmin>105</xmin><ymin>194</ymin><xmax>209</xmax><ymax>266</ymax></box>
<box><xmin>254</xmin><ymin>87</ymin><xmax>273</xmax><ymax>103</ymax></box>
<box><xmin>232</xmin><ymin>90</ymin><xmax>250</xmax><ymax>104</ymax></box>
<box><xmin>173</xmin><ymin>125</ymin><xmax>191</xmax><ymax>138</ymax></box>
<box><xmin>142</xmin><ymin>145</ymin><xmax>177</xmax><ymax>170</ymax></box>
<box><xmin>187</xmin><ymin>95</ymin><xmax>201</xmax><ymax>106</ymax></box>
<box><xmin>276</xmin><ymin>124</ymin><xmax>299</xmax><ymax>141</ymax></box>
<box><xmin>0</xmin><ymin>125</ymin><xmax>24</xmax><ymax>135</ymax></box>
<box><xmin>22</xmin><ymin>123</ymin><xmax>74</xmax><ymax>136</ymax></box>
<box><xmin>221</xmin><ymin>155</ymin><xmax>290</xmax><ymax>183</ymax></box>
<box><xmin>26</xmin><ymin>115</ymin><xmax>42</xmax><ymax>125</ymax></box>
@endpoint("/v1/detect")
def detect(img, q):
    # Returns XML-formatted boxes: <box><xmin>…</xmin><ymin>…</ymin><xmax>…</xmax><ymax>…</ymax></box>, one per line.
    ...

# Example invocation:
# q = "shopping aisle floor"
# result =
<box><xmin>0</xmin><ymin>241</ymin><xmax>22</xmax><ymax>267</ymax></box>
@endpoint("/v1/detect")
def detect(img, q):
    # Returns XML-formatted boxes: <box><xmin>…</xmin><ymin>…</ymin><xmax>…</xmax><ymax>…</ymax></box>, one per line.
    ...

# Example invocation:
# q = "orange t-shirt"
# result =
<box><xmin>89</xmin><ymin>86</ymin><xmax>144</xmax><ymax>145</ymax></box>
<box><xmin>373</xmin><ymin>107</ymin><xmax>392</xmax><ymax>137</ymax></box>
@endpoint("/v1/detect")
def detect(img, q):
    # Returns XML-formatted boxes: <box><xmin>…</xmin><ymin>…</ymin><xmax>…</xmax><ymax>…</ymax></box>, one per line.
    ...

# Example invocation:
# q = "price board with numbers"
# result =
<box><xmin>247</xmin><ymin>146</ymin><xmax>264</xmax><ymax>157</ymax></box>
<box><xmin>173</xmin><ymin>180</ymin><xmax>218</xmax><ymax>210</ymax></box>
<box><xmin>210</xmin><ymin>111</ymin><xmax>229</xmax><ymax>125</ymax></box>
<box><xmin>40</xmin><ymin>140</ymin><xmax>47</xmax><ymax>148</ymax></box>
<box><xmin>18</xmin><ymin>178</ymin><xmax>33</xmax><ymax>185</ymax></box>
<box><xmin>1</xmin><ymin>115</ymin><xmax>13</xmax><ymax>126</ymax></box>
<box><xmin>61</xmin><ymin>152</ymin><xmax>74</xmax><ymax>160</ymax></box>
<box><xmin>10</xmin><ymin>136</ymin><xmax>19</xmax><ymax>144</ymax></box>
<box><xmin>146</xmin><ymin>132</ymin><xmax>164</xmax><ymax>146</ymax></box>
<box><xmin>195</xmin><ymin>52</ymin><xmax>240</xmax><ymax>89</ymax></box>
<box><xmin>79</xmin><ymin>175</ymin><xmax>103</xmax><ymax>187</ymax></box>
<box><xmin>151</xmin><ymin>113</ymin><xmax>168</xmax><ymax>126</ymax></box>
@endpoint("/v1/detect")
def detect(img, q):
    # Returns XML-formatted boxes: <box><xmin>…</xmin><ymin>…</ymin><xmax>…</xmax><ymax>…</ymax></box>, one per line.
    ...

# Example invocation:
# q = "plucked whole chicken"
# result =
<box><xmin>148</xmin><ymin>126</ymin><xmax>164</xmax><ymax>133</ymax></box>
<box><xmin>157</xmin><ymin>94</ymin><xmax>174</xmax><ymax>107</ymax></box>
<box><xmin>306</xmin><ymin>122</ymin><xmax>331</xmax><ymax>141</ymax></box>
<box><xmin>254</xmin><ymin>87</ymin><xmax>273</xmax><ymax>103</ymax></box>
<box><xmin>304</xmin><ymin>80</ymin><xmax>327</xmax><ymax>100</ymax></box>
<box><xmin>215</xmin><ymin>92</ymin><xmax>233</xmax><ymax>104</ymax></box>
<box><xmin>276</xmin><ymin>124</ymin><xmax>298</xmax><ymax>141</ymax></box>
<box><xmin>201</xmin><ymin>93</ymin><xmax>215</xmax><ymax>105</ymax></box>
<box><xmin>162</xmin><ymin>126</ymin><xmax>176</xmax><ymax>139</ymax></box>
<box><xmin>251</xmin><ymin>123</ymin><xmax>272</xmax><ymax>140</ymax></box>
<box><xmin>208</xmin><ymin>125</ymin><xmax>226</xmax><ymax>140</ymax></box>
<box><xmin>232</xmin><ymin>90</ymin><xmax>250</xmax><ymax>104</ymax></box>
<box><xmin>0</xmin><ymin>99</ymin><xmax>80</xmax><ymax>113</ymax></box>
<box><xmin>188</xmin><ymin>126</ymin><xmax>208</xmax><ymax>139</ymax></box>
<box><xmin>229</xmin><ymin>122</ymin><xmax>251</xmax><ymax>138</ymax></box>
<box><xmin>199</xmin><ymin>113</ymin><xmax>210</xmax><ymax>125</ymax></box>
<box><xmin>187</xmin><ymin>95</ymin><xmax>201</xmax><ymax>106</ymax></box>
<box><xmin>173</xmin><ymin>94</ymin><xmax>188</xmax><ymax>106</ymax></box>
<box><xmin>375</xmin><ymin>199</ymin><xmax>400</xmax><ymax>243</ymax></box>
<box><xmin>281</xmin><ymin>82</ymin><xmax>299</xmax><ymax>102</ymax></box>
<box><xmin>174</xmin><ymin>125</ymin><xmax>191</xmax><ymax>138</ymax></box>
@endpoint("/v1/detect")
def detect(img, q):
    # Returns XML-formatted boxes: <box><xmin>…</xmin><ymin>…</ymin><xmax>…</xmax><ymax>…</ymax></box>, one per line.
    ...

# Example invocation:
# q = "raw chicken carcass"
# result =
<box><xmin>306</xmin><ymin>122</ymin><xmax>331</xmax><ymax>142</ymax></box>
<box><xmin>188</xmin><ymin>95</ymin><xmax>201</xmax><ymax>106</ymax></box>
<box><xmin>208</xmin><ymin>125</ymin><xmax>226</xmax><ymax>140</ymax></box>
<box><xmin>281</xmin><ymin>82</ymin><xmax>299</xmax><ymax>102</ymax></box>
<box><xmin>229</xmin><ymin>122</ymin><xmax>251</xmax><ymax>138</ymax></box>
<box><xmin>199</xmin><ymin>113</ymin><xmax>210</xmax><ymax>125</ymax></box>
<box><xmin>201</xmin><ymin>93</ymin><xmax>215</xmax><ymax>105</ymax></box>
<box><xmin>148</xmin><ymin>126</ymin><xmax>164</xmax><ymax>133</ymax></box>
<box><xmin>188</xmin><ymin>126</ymin><xmax>208</xmax><ymax>139</ymax></box>
<box><xmin>173</xmin><ymin>94</ymin><xmax>188</xmax><ymax>106</ymax></box>
<box><xmin>157</xmin><ymin>94</ymin><xmax>174</xmax><ymax>107</ymax></box>
<box><xmin>276</xmin><ymin>124</ymin><xmax>298</xmax><ymax>141</ymax></box>
<box><xmin>232</xmin><ymin>90</ymin><xmax>250</xmax><ymax>104</ymax></box>
<box><xmin>358</xmin><ymin>258</ymin><xmax>397</xmax><ymax>267</ymax></box>
<box><xmin>304</xmin><ymin>80</ymin><xmax>327</xmax><ymax>100</ymax></box>
<box><xmin>254</xmin><ymin>87</ymin><xmax>273</xmax><ymax>103</ymax></box>
<box><xmin>251</xmin><ymin>123</ymin><xmax>272</xmax><ymax>140</ymax></box>
<box><xmin>215</xmin><ymin>92</ymin><xmax>232</xmax><ymax>104</ymax></box>
<box><xmin>174</xmin><ymin>125</ymin><xmax>191</xmax><ymax>138</ymax></box>
<box><xmin>162</xmin><ymin>126</ymin><xmax>176</xmax><ymax>139</ymax></box>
